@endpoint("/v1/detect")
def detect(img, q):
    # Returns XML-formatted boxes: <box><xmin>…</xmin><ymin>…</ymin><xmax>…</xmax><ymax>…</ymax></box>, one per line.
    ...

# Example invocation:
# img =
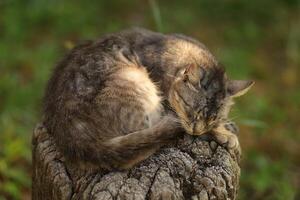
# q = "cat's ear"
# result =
<box><xmin>227</xmin><ymin>80</ymin><xmax>254</xmax><ymax>97</ymax></box>
<box><xmin>182</xmin><ymin>63</ymin><xmax>200</xmax><ymax>83</ymax></box>
<box><xmin>183</xmin><ymin>63</ymin><xmax>197</xmax><ymax>75</ymax></box>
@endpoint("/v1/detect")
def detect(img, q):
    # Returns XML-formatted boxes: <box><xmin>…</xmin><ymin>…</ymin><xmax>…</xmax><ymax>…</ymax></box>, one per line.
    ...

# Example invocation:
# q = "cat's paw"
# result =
<box><xmin>224</xmin><ymin>121</ymin><xmax>239</xmax><ymax>135</ymax></box>
<box><xmin>213</xmin><ymin>131</ymin><xmax>239</xmax><ymax>149</ymax></box>
<box><xmin>211</xmin><ymin>121</ymin><xmax>240</xmax><ymax>150</ymax></box>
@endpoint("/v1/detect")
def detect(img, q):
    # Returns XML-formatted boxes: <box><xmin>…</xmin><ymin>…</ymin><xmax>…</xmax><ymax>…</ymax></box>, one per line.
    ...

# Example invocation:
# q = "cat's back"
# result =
<box><xmin>44</xmin><ymin>29</ymin><xmax>165</xmax><ymax>136</ymax></box>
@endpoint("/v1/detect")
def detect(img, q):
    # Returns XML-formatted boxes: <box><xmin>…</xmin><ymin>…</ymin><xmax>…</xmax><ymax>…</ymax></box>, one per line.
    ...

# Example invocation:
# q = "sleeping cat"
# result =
<box><xmin>43</xmin><ymin>28</ymin><xmax>253</xmax><ymax>170</ymax></box>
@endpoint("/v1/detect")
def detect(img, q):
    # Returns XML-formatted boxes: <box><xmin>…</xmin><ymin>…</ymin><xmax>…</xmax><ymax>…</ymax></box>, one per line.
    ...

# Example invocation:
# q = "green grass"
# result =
<box><xmin>0</xmin><ymin>0</ymin><xmax>299</xmax><ymax>199</ymax></box>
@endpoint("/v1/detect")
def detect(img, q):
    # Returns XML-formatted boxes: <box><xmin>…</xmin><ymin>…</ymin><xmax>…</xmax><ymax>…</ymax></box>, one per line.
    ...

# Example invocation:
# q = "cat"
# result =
<box><xmin>43</xmin><ymin>28</ymin><xmax>253</xmax><ymax>170</ymax></box>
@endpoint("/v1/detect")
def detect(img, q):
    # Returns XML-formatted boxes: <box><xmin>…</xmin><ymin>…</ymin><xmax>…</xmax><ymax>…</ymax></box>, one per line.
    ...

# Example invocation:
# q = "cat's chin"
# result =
<box><xmin>185</xmin><ymin>130</ymin><xmax>206</xmax><ymax>136</ymax></box>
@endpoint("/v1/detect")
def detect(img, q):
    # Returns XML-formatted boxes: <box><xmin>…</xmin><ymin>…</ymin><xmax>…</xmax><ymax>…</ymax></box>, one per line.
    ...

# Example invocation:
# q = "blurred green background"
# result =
<box><xmin>0</xmin><ymin>0</ymin><xmax>299</xmax><ymax>199</ymax></box>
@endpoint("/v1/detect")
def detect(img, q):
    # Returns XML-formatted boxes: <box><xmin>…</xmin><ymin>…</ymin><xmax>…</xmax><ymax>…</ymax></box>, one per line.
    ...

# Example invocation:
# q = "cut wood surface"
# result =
<box><xmin>32</xmin><ymin>123</ymin><xmax>241</xmax><ymax>200</ymax></box>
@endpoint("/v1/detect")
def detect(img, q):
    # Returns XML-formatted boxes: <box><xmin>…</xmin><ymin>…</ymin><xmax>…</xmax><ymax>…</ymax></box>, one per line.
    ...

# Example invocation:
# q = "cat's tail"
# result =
<box><xmin>46</xmin><ymin>113</ymin><xmax>183</xmax><ymax>170</ymax></box>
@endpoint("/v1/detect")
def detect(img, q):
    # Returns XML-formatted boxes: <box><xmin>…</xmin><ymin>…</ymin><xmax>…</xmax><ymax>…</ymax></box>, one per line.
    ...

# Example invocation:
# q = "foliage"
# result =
<box><xmin>0</xmin><ymin>0</ymin><xmax>299</xmax><ymax>199</ymax></box>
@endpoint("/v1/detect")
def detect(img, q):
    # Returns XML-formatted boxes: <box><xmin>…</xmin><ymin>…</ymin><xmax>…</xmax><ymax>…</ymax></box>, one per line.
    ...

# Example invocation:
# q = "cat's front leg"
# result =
<box><xmin>211</xmin><ymin>121</ymin><xmax>240</xmax><ymax>150</ymax></box>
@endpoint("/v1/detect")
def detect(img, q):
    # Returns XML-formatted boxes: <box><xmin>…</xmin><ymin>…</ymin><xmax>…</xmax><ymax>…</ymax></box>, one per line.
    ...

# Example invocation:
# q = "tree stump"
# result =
<box><xmin>32</xmin><ymin>123</ymin><xmax>241</xmax><ymax>200</ymax></box>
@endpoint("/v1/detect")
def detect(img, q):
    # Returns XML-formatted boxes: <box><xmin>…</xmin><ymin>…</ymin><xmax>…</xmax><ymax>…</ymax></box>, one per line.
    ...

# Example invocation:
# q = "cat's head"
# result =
<box><xmin>168</xmin><ymin>63</ymin><xmax>254</xmax><ymax>135</ymax></box>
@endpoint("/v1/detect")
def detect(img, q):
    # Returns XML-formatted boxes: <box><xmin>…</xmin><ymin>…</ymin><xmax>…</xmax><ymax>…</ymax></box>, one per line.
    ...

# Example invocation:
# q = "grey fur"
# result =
<box><xmin>43</xmin><ymin>28</ymin><xmax>250</xmax><ymax>170</ymax></box>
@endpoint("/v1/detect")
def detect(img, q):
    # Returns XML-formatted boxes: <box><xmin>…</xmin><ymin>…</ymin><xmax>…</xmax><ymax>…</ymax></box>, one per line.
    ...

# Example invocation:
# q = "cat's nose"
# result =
<box><xmin>193</xmin><ymin>121</ymin><xmax>208</xmax><ymax>135</ymax></box>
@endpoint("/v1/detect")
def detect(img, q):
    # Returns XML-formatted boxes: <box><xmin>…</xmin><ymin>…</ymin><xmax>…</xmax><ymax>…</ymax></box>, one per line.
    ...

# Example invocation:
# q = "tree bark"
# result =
<box><xmin>32</xmin><ymin>123</ymin><xmax>241</xmax><ymax>200</ymax></box>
